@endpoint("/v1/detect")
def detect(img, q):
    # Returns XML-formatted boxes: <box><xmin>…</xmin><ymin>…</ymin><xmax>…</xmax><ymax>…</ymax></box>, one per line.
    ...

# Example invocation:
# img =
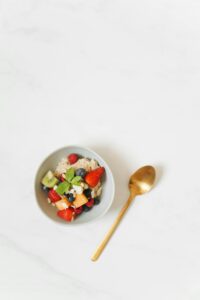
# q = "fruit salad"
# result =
<box><xmin>41</xmin><ymin>153</ymin><xmax>105</xmax><ymax>222</ymax></box>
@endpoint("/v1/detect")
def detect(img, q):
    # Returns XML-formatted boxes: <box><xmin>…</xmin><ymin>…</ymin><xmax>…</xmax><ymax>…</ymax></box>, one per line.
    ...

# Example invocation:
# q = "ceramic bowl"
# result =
<box><xmin>34</xmin><ymin>145</ymin><xmax>115</xmax><ymax>224</ymax></box>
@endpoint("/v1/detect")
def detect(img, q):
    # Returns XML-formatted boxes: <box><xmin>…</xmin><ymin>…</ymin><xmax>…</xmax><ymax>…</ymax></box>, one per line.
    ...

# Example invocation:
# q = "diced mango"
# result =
<box><xmin>73</xmin><ymin>193</ymin><xmax>88</xmax><ymax>208</ymax></box>
<box><xmin>55</xmin><ymin>197</ymin><xmax>71</xmax><ymax>210</ymax></box>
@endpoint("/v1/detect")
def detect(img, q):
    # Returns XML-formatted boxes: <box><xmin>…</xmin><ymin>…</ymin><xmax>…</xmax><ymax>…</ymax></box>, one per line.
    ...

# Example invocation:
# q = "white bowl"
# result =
<box><xmin>34</xmin><ymin>145</ymin><xmax>115</xmax><ymax>225</ymax></box>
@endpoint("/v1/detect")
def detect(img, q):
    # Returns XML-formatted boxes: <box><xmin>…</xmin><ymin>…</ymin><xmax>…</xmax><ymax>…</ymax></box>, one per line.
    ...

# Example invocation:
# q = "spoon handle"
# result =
<box><xmin>91</xmin><ymin>193</ymin><xmax>135</xmax><ymax>261</ymax></box>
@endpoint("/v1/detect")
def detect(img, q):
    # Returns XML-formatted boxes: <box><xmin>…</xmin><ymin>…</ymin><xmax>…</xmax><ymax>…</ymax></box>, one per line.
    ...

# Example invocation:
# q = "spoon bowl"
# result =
<box><xmin>129</xmin><ymin>165</ymin><xmax>156</xmax><ymax>195</ymax></box>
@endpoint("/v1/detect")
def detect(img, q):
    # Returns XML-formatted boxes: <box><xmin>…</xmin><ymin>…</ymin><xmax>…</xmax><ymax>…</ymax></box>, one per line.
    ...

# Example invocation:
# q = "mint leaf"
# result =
<box><xmin>71</xmin><ymin>176</ymin><xmax>82</xmax><ymax>186</ymax></box>
<box><xmin>56</xmin><ymin>181</ymin><xmax>71</xmax><ymax>195</ymax></box>
<box><xmin>66</xmin><ymin>168</ymin><xmax>75</xmax><ymax>182</ymax></box>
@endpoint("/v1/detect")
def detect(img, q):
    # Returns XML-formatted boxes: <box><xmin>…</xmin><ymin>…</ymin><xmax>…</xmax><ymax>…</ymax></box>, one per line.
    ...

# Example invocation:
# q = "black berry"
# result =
<box><xmin>75</xmin><ymin>168</ymin><xmax>86</xmax><ymax>178</ymax></box>
<box><xmin>82</xmin><ymin>205</ymin><xmax>91</xmax><ymax>212</ymax></box>
<box><xmin>94</xmin><ymin>197</ymin><xmax>100</xmax><ymax>205</ymax></box>
<box><xmin>67</xmin><ymin>193</ymin><xmax>75</xmax><ymax>202</ymax></box>
<box><xmin>84</xmin><ymin>188</ymin><xmax>92</xmax><ymax>198</ymax></box>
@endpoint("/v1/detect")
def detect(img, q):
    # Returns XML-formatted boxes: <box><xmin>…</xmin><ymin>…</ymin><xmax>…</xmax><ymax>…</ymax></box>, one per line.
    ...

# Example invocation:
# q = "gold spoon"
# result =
<box><xmin>91</xmin><ymin>165</ymin><xmax>156</xmax><ymax>261</ymax></box>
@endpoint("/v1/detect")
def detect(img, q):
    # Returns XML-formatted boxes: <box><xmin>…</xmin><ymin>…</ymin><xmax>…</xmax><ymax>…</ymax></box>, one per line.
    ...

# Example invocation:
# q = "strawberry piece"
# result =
<box><xmin>57</xmin><ymin>207</ymin><xmax>75</xmax><ymax>222</ymax></box>
<box><xmin>74</xmin><ymin>206</ymin><xmax>83</xmax><ymax>215</ymax></box>
<box><xmin>86</xmin><ymin>198</ymin><xmax>94</xmax><ymax>208</ymax></box>
<box><xmin>95</xmin><ymin>167</ymin><xmax>105</xmax><ymax>176</ymax></box>
<box><xmin>48</xmin><ymin>189</ymin><xmax>61</xmax><ymax>203</ymax></box>
<box><xmin>68</xmin><ymin>153</ymin><xmax>78</xmax><ymax>164</ymax></box>
<box><xmin>85</xmin><ymin>167</ymin><xmax>105</xmax><ymax>188</ymax></box>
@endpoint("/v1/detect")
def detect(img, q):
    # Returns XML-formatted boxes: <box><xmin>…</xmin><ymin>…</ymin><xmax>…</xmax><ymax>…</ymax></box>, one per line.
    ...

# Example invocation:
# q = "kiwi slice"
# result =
<box><xmin>41</xmin><ymin>170</ymin><xmax>58</xmax><ymax>188</ymax></box>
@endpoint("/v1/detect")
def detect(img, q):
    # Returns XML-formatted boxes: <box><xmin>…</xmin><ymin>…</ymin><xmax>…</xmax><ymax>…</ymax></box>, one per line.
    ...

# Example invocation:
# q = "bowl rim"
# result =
<box><xmin>34</xmin><ymin>145</ymin><xmax>115</xmax><ymax>226</ymax></box>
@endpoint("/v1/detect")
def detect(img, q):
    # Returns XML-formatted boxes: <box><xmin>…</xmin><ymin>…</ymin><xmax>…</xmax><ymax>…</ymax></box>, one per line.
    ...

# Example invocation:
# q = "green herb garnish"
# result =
<box><xmin>71</xmin><ymin>176</ymin><xmax>82</xmax><ymax>186</ymax></box>
<box><xmin>65</xmin><ymin>168</ymin><xmax>75</xmax><ymax>182</ymax></box>
<box><xmin>56</xmin><ymin>181</ymin><xmax>71</xmax><ymax>195</ymax></box>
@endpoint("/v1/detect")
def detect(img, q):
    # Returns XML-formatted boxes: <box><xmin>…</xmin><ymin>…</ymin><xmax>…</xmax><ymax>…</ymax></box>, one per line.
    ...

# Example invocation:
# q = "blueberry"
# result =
<box><xmin>75</xmin><ymin>168</ymin><xmax>86</xmax><ymax>178</ymax></box>
<box><xmin>67</xmin><ymin>193</ymin><xmax>75</xmax><ymax>202</ymax></box>
<box><xmin>42</xmin><ymin>185</ymin><xmax>49</xmax><ymax>192</ymax></box>
<box><xmin>83</xmin><ymin>188</ymin><xmax>92</xmax><ymax>198</ymax></box>
<box><xmin>94</xmin><ymin>197</ymin><xmax>100</xmax><ymax>205</ymax></box>
<box><xmin>82</xmin><ymin>205</ymin><xmax>91</xmax><ymax>212</ymax></box>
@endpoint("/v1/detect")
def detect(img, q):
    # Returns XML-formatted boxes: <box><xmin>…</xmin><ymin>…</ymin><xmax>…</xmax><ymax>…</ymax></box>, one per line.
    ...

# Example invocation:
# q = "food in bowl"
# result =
<box><xmin>41</xmin><ymin>153</ymin><xmax>105</xmax><ymax>222</ymax></box>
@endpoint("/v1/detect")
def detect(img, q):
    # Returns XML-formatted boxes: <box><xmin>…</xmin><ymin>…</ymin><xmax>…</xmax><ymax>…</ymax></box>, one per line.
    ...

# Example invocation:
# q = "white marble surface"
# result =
<box><xmin>1</xmin><ymin>0</ymin><xmax>200</xmax><ymax>299</ymax></box>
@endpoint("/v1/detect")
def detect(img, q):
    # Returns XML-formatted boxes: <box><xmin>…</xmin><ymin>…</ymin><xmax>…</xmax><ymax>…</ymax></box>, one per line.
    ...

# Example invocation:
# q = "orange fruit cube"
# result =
<box><xmin>73</xmin><ymin>193</ymin><xmax>88</xmax><ymax>208</ymax></box>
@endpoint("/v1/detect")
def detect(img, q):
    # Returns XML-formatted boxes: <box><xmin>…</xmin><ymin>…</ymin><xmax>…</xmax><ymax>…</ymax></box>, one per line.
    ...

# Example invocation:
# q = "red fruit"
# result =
<box><xmin>57</xmin><ymin>207</ymin><xmax>75</xmax><ymax>222</ymax></box>
<box><xmin>85</xmin><ymin>167</ymin><xmax>105</xmax><ymax>188</ymax></box>
<box><xmin>60</xmin><ymin>175</ymin><xmax>65</xmax><ymax>182</ymax></box>
<box><xmin>95</xmin><ymin>167</ymin><xmax>105</xmax><ymax>176</ymax></box>
<box><xmin>74</xmin><ymin>206</ymin><xmax>83</xmax><ymax>215</ymax></box>
<box><xmin>68</xmin><ymin>153</ymin><xmax>78</xmax><ymax>164</ymax></box>
<box><xmin>86</xmin><ymin>198</ymin><xmax>94</xmax><ymax>208</ymax></box>
<box><xmin>48</xmin><ymin>189</ymin><xmax>61</xmax><ymax>203</ymax></box>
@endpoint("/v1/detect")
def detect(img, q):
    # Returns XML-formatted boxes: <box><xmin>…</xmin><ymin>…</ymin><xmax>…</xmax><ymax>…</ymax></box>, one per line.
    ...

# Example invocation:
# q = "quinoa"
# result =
<box><xmin>55</xmin><ymin>157</ymin><xmax>99</xmax><ymax>176</ymax></box>
<box><xmin>55</xmin><ymin>158</ymin><xmax>70</xmax><ymax>176</ymax></box>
